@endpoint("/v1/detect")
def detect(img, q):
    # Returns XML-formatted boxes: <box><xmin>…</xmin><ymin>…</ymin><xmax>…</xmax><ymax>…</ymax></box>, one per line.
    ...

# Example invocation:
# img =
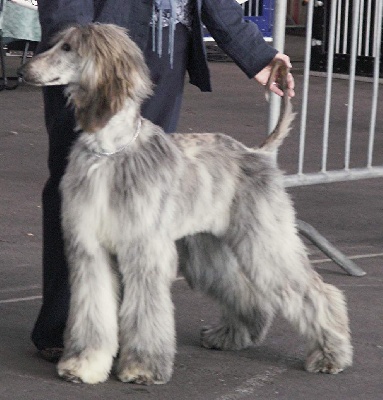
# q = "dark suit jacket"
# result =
<box><xmin>37</xmin><ymin>0</ymin><xmax>277</xmax><ymax>91</ymax></box>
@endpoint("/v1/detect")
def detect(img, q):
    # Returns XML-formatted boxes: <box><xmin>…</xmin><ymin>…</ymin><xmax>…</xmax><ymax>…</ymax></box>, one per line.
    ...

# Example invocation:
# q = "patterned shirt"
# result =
<box><xmin>154</xmin><ymin>0</ymin><xmax>192</xmax><ymax>29</ymax></box>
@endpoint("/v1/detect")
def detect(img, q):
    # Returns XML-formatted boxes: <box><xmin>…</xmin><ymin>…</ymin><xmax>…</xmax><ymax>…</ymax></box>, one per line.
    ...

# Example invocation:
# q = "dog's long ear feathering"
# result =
<box><xmin>63</xmin><ymin>24</ymin><xmax>153</xmax><ymax>133</ymax></box>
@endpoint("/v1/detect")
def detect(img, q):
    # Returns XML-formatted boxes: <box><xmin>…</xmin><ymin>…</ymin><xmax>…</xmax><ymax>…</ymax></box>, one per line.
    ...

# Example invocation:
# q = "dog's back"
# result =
<box><xmin>172</xmin><ymin>61</ymin><xmax>294</xmax><ymax>157</ymax></box>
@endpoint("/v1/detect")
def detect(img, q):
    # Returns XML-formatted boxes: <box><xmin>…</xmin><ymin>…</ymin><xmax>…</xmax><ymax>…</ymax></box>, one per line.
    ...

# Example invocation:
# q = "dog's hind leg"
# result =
<box><xmin>178</xmin><ymin>234</ymin><xmax>274</xmax><ymax>351</ymax></box>
<box><xmin>57</xmin><ymin>239</ymin><xmax>119</xmax><ymax>384</ymax></box>
<box><xmin>277</xmin><ymin>266</ymin><xmax>353</xmax><ymax>374</ymax></box>
<box><xmin>225</xmin><ymin>191</ymin><xmax>353</xmax><ymax>374</ymax></box>
<box><xmin>182</xmin><ymin>189</ymin><xmax>352</xmax><ymax>372</ymax></box>
<box><xmin>116</xmin><ymin>238</ymin><xmax>177</xmax><ymax>385</ymax></box>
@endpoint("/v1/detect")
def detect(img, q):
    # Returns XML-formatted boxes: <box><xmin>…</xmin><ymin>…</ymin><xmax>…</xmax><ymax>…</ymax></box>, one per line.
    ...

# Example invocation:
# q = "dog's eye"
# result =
<box><xmin>61</xmin><ymin>43</ymin><xmax>71</xmax><ymax>52</ymax></box>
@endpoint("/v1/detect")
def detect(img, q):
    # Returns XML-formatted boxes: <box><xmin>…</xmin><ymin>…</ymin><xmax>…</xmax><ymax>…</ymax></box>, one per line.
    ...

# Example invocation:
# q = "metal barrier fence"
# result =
<box><xmin>334</xmin><ymin>0</ymin><xmax>380</xmax><ymax>58</ymax></box>
<box><xmin>311</xmin><ymin>0</ymin><xmax>383</xmax><ymax>76</ymax></box>
<box><xmin>283</xmin><ymin>0</ymin><xmax>383</xmax><ymax>187</ymax></box>
<box><xmin>241</xmin><ymin>0</ymin><xmax>275</xmax><ymax>39</ymax></box>
<box><xmin>241</xmin><ymin>0</ymin><xmax>262</xmax><ymax>16</ymax></box>
<box><xmin>204</xmin><ymin>1</ymin><xmax>274</xmax><ymax>42</ymax></box>
<box><xmin>271</xmin><ymin>0</ymin><xmax>383</xmax><ymax>276</ymax></box>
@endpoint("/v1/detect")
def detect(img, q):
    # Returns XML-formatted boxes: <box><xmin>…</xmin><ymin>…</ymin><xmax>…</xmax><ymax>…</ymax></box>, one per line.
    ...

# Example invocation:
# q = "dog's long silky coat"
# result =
<box><xmin>20</xmin><ymin>24</ymin><xmax>352</xmax><ymax>385</ymax></box>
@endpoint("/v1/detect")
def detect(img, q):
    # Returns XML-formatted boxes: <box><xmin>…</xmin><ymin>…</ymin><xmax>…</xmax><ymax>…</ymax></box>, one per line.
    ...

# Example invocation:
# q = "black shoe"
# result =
<box><xmin>38</xmin><ymin>348</ymin><xmax>63</xmax><ymax>363</ymax></box>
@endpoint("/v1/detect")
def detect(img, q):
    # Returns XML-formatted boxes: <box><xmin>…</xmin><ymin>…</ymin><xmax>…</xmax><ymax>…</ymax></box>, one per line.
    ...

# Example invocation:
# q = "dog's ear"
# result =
<box><xmin>71</xmin><ymin>24</ymin><xmax>153</xmax><ymax>133</ymax></box>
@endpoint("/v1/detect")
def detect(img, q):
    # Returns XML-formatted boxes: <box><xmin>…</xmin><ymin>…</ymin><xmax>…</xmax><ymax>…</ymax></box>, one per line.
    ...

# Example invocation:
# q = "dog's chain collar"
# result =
<box><xmin>91</xmin><ymin>118</ymin><xmax>142</xmax><ymax>158</ymax></box>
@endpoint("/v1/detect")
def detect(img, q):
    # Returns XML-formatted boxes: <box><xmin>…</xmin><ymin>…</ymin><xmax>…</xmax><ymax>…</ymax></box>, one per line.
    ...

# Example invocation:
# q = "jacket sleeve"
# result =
<box><xmin>201</xmin><ymin>0</ymin><xmax>278</xmax><ymax>78</ymax></box>
<box><xmin>37</xmin><ymin>0</ymin><xmax>94</xmax><ymax>50</ymax></box>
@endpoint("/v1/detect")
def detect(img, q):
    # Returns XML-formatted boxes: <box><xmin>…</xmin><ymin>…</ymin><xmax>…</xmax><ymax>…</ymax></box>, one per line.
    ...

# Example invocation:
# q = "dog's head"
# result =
<box><xmin>19</xmin><ymin>23</ymin><xmax>153</xmax><ymax>132</ymax></box>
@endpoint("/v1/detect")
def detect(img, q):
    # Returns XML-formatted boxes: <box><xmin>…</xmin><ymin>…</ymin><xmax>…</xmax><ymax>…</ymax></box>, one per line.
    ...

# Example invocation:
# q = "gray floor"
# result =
<box><xmin>0</xmin><ymin>37</ymin><xmax>382</xmax><ymax>399</ymax></box>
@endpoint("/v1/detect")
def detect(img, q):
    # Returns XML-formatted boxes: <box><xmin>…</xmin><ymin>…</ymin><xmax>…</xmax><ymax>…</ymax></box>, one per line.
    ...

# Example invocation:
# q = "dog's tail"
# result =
<box><xmin>258</xmin><ymin>60</ymin><xmax>296</xmax><ymax>152</ymax></box>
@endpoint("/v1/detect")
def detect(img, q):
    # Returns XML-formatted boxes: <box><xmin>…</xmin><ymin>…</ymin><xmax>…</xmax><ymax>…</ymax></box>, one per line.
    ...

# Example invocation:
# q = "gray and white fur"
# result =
<box><xmin>19</xmin><ymin>23</ymin><xmax>352</xmax><ymax>385</ymax></box>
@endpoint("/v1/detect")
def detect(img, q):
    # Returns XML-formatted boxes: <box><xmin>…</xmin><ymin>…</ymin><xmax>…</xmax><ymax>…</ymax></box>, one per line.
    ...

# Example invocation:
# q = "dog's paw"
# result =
<box><xmin>117</xmin><ymin>364</ymin><xmax>167</xmax><ymax>385</ymax></box>
<box><xmin>200</xmin><ymin>324</ymin><xmax>252</xmax><ymax>351</ymax></box>
<box><xmin>57</xmin><ymin>350</ymin><xmax>113</xmax><ymax>384</ymax></box>
<box><xmin>305</xmin><ymin>348</ymin><xmax>350</xmax><ymax>374</ymax></box>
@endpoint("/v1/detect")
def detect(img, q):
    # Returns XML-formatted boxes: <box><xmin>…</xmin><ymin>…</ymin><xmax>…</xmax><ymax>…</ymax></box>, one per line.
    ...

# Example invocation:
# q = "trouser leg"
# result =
<box><xmin>32</xmin><ymin>85</ymin><xmax>77</xmax><ymax>349</ymax></box>
<box><xmin>142</xmin><ymin>24</ymin><xmax>191</xmax><ymax>133</ymax></box>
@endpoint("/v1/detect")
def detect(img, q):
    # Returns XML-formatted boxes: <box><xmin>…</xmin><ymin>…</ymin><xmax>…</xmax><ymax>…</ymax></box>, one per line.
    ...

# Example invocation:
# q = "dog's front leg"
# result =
<box><xmin>116</xmin><ymin>238</ymin><xmax>177</xmax><ymax>385</ymax></box>
<box><xmin>57</xmin><ymin>237</ymin><xmax>119</xmax><ymax>384</ymax></box>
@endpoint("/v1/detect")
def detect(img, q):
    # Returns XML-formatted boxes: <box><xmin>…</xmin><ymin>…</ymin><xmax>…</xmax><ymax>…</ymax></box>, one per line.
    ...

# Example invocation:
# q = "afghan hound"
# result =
<box><xmin>19</xmin><ymin>23</ymin><xmax>352</xmax><ymax>385</ymax></box>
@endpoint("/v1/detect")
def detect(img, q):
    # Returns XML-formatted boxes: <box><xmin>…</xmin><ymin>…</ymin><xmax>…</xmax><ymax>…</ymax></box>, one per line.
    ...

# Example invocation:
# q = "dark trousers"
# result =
<box><xmin>31</xmin><ymin>24</ymin><xmax>191</xmax><ymax>350</ymax></box>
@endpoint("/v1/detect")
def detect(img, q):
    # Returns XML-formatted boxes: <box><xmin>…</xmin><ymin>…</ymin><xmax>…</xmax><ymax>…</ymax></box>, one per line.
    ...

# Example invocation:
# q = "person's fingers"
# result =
<box><xmin>269</xmin><ymin>82</ymin><xmax>284</xmax><ymax>97</ymax></box>
<box><xmin>255</xmin><ymin>55</ymin><xmax>295</xmax><ymax>97</ymax></box>
<box><xmin>274</xmin><ymin>53</ymin><xmax>292</xmax><ymax>69</ymax></box>
<box><xmin>287</xmin><ymin>72</ymin><xmax>294</xmax><ymax>86</ymax></box>
<box><xmin>268</xmin><ymin>74</ymin><xmax>295</xmax><ymax>97</ymax></box>
<box><xmin>286</xmin><ymin>72</ymin><xmax>295</xmax><ymax>97</ymax></box>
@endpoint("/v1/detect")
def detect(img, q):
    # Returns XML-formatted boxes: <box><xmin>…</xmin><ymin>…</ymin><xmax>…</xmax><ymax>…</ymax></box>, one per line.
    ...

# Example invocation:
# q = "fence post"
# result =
<box><xmin>268</xmin><ymin>0</ymin><xmax>287</xmax><ymax>134</ymax></box>
<box><xmin>269</xmin><ymin>1</ymin><xmax>366</xmax><ymax>277</ymax></box>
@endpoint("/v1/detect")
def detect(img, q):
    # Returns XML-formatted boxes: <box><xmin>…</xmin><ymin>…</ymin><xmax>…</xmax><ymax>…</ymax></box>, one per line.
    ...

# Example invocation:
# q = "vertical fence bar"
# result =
<box><xmin>367</xmin><ymin>0</ymin><xmax>383</xmax><ymax>167</ymax></box>
<box><xmin>372</xmin><ymin>0</ymin><xmax>380</xmax><ymax>58</ymax></box>
<box><xmin>336</xmin><ymin>0</ymin><xmax>342</xmax><ymax>54</ymax></box>
<box><xmin>297</xmin><ymin>0</ymin><xmax>314</xmax><ymax>175</ymax></box>
<box><xmin>345</xmin><ymin>0</ymin><xmax>360</xmax><ymax>171</ymax></box>
<box><xmin>268</xmin><ymin>0</ymin><xmax>287</xmax><ymax>135</ymax></box>
<box><xmin>365</xmin><ymin>0</ymin><xmax>372</xmax><ymax>56</ymax></box>
<box><xmin>321</xmin><ymin>0</ymin><xmax>338</xmax><ymax>173</ymax></box>
<box><xmin>343</xmin><ymin>0</ymin><xmax>350</xmax><ymax>54</ymax></box>
<box><xmin>357</xmin><ymin>0</ymin><xmax>365</xmax><ymax>56</ymax></box>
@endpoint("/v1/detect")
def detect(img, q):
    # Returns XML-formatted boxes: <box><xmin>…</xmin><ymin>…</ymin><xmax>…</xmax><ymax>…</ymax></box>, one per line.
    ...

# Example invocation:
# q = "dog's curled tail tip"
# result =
<box><xmin>259</xmin><ymin>60</ymin><xmax>296</xmax><ymax>152</ymax></box>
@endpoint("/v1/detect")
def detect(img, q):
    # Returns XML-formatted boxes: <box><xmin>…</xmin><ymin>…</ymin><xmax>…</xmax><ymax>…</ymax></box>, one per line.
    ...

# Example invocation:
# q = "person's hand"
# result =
<box><xmin>254</xmin><ymin>53</ymin><xmax>295</xmax><ymax>98</ymax></box>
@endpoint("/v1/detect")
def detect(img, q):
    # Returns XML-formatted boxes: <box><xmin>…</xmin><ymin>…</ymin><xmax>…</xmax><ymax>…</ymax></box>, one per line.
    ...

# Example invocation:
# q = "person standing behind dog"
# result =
<box><xmin>32</xmin><ymin>0</ymin><xmax>295</xmax><ymax>362</ymax></box>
